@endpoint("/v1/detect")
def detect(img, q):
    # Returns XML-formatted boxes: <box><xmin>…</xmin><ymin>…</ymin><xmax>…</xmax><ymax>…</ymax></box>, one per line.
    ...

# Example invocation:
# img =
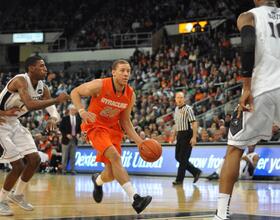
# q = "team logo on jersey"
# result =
<box><xmin>101</xmin><ymin>97</ymin><xmax>128</xmax><ymax>109</ymax></box>
<box><xmin>37</xmin><ymin>89</ymin><xmax>43</xmax><ymax>94</ymax></box>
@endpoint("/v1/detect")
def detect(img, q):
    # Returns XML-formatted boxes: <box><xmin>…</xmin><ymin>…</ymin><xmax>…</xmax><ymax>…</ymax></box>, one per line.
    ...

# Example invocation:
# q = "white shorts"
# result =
<box><xmin>0</xmin><ymin>120</ymin><xmax>38</xmax><ymax>163</ymax></box>
<box><xmin>228</xmin><ymin>88</ymin><xmax>280</xmax><ymax>148</ymax></box>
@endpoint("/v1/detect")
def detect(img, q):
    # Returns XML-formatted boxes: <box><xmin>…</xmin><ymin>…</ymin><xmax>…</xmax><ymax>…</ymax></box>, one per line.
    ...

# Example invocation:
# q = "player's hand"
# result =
<box><xmin>80</xmin><ymin>110</ymin><xmax>96</xmax><ymax>124</ymax></box>
<box><xmin>56</xmin><ymin>92</ymin><xmax>70</xmax><ymax>103</ymax></box>
<box><xmin>190</xmin><ymin>137</ymin><xmax>197</xmax><ymax>147</ymax></box>
<box><xmin>66</xmin><ymin>134</ymin><xmax>73</xmax><ymax>139</ymax></box>
<box><xmin>46</xmin><ymin>117</ymin><xmax>57</xmax><ymax>132</ymax></box>
<box><xmin>81</xmin><ymin>131</ymin><xmax>89</xmax><ymax>143</ymax></box>
<box><xmin>2</xmin><ymin>107</ymin><xmax>21</xmax><ymax>116</ymax></box>
<box><xmin>238</xmin><ymin>89</ymin><xmax>254</xmax><ymax>117</ymax></box>
<box><xmin>136</xmin><ymin>139</ymin><xmax>144</xmax><ymax>147</ymax></box>
<box><xmin>0</xmin><ymin>116</ymin><xmax>5</xmax><ymax>125</ymax></box>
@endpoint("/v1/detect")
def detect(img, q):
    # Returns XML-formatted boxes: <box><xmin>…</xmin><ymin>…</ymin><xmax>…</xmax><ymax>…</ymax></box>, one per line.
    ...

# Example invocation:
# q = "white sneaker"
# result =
<box><xmin>8</xmin><ymin>194</ymin><xmax>33</xmax><ymax>211</ymax></box>
<box><xmin>213</xmin><ymin>215</ymin><xmax>229</xmax><ymax>220</ymax></box>
<box><xmin>0</xmin><ymin>201</ymin><xmax>13</xmax><ymax>216</ymax></box>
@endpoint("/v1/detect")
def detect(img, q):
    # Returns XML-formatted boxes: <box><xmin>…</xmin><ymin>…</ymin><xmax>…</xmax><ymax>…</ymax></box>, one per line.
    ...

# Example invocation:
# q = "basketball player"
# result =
<box><xmin>238</xmin><ymin>145</ymin><xmax>259</xmax><ymax>179</ymax></box>
<box><xmin>0</xmin><ymin>56</ymin><xmax>69</xmax><ymax>216</ymax></box>
<box><xmin>207</xmin><ymin>145</ymin><xmax>259</xmax><ymax>180</ymax></box>
<box><xmin>71</xmin><ymin>59</ymin><xmax>152</xmax><ymax>214</ymax></box>
<box><xmin>214</xmin><ymin>1</ymin><xmax>280</xmax><ymax>219</ymax></box>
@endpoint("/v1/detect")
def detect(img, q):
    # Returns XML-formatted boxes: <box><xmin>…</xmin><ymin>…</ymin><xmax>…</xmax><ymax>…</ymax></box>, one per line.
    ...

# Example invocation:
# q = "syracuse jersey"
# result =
<box><xmin>81</xmin><ymin>77</ymin><xmax>133</xmax><ymax>163</ymax></box>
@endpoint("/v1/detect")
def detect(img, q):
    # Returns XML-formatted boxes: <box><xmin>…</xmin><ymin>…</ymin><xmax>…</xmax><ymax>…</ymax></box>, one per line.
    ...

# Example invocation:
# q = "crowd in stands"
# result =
<box><xmin>0</xmin><ymin>0</ymin><xmax>102</xmax><ymax>33</ymax></box>
<box><xmin>74</xmin><ymin>0</ymin><xmax>245</xmax><ymax>49</ymax></box>
<box><xmin>1</xmin><ymin>0</ymin><xmax>252</xmax><ymax>49</ymax></box>
<box><xmin>0</xmin><ymin>29</ymin><xmax>244</xmax><ymax>141</ymax></box>
<box><xmin>1</xmin><ymin>38</ymin><xmax>276</xmax><ymax>151</ymax></box>
<box><xmin>0</xmin><ymin>0</ymin><xmax>277</xmax><ymax>173</ymax></box>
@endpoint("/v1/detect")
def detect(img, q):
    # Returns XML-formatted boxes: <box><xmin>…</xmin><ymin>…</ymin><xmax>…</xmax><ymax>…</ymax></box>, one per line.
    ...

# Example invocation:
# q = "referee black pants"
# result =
<box><xmin>175</xmin><ymin>130</ymin><xmax>200</xmax><ymax>182</ymax></box>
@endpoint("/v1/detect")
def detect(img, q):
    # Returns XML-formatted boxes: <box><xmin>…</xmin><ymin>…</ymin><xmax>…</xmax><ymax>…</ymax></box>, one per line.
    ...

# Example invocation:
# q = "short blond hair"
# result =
<box><xmin>112</xmin><ymin>59</ymin><xmax>130</xmax><ymax>70</ymax></box>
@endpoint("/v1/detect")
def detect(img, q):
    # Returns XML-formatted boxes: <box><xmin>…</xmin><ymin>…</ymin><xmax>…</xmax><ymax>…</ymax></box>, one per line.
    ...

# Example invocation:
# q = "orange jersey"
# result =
<box><xmin>81</xmin><ymin>77</ymin><xmax>133</xmax><ymax>133</ymax></box>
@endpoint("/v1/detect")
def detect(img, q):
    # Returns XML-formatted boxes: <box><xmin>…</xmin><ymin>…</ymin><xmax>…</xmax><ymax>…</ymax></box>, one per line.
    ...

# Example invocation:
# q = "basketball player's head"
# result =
<box><xmin>254</xmin><ymin>0</ymin><xmax>278</xmax><ymax>7</ymax></box>
<box><xmin>112</xmin><ymin>59</ymin><xmax>131</xmax><ymax>87</ymax></box>
<box><xmin>175</xmin><ymin>91</ymin><xmax>185</xmax><ymax>107</ymax></box>
<box><xmin>25</xmin><ymin>55</ymin><xmax>47</xmax><ymax>80</ymax></box>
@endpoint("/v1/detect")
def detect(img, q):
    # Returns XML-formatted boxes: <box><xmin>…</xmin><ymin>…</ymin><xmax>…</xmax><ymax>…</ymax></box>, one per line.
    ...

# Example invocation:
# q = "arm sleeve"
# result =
<box><xmin>240</xmin><ymin>25</ymin><xmax>256</xmax><ymax>77</ymax></box>
<box><xmin>45</xmin><ymin>105</ymin><xmax>61</xmax><ymax>122</ymax></box>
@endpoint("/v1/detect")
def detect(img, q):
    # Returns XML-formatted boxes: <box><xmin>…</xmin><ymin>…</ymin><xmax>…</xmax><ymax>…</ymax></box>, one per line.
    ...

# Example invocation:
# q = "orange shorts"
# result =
<box><xmin>86</xmin><ymin>127</ymin><xmax>123</xmax><ymax>164</ymax></box>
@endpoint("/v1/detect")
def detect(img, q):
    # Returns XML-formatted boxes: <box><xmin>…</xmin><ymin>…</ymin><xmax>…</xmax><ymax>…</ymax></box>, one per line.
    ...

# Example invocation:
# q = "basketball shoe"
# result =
<box><xmin>8</xmin><ymin>193</ymin><xmax>33</xmax><ymax>211</ymax></box>
<box><xmin>91</xmin><ymin>173</ymin><xmax>103</xmax><ymax>203</ymax></box>
<box><xmin>0</xmin><ymin>201</ymin><xmax>13</xmax><ymax>216</ymax></box>
<box><xmin>132</xmin><ymin>194</ymin><xmax>152</xmax><ymax>214</ymax></box>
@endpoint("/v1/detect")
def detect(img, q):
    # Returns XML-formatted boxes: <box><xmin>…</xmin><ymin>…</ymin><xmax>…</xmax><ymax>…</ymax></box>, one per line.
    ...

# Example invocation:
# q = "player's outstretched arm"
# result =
<box><xmin>10</xmin><ymin>77</ymin><xmax>69</xmax><ymax>111</ymax></box>
<box><xmin>42</xmin><ymin>85</ymin><xmax>68</xmax><ymax>131</ymax></box>
<box><xmin>42</xmin><ymin>85</ymin><xmax>63</xmax><ymax>122</ymax></box>
<box><xmin>120</xmin><ymin>92</ymin><xmax>143</xmax><ymax>146</ymax></box>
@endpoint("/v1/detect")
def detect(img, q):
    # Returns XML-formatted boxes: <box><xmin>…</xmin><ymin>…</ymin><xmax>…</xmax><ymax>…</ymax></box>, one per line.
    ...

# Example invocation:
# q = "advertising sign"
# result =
<box><xmin>73</xmin><ymin>144</ymin><xmax>280</xmax><ymax>177</ymax></box>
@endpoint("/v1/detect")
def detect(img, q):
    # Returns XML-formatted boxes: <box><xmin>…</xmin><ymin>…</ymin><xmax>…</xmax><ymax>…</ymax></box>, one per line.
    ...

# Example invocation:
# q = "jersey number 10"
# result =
<box><xmin>268</xmin><ymin>22</ymin><xmax>280</xmax><ymax>38</ymax></box>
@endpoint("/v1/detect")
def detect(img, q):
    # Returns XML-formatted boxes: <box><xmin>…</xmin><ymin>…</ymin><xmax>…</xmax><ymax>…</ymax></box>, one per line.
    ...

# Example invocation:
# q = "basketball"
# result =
<box><xmin>139</xmin><ymin>139</ymin><xmax>162</xmax><ymax>162</ymax></box>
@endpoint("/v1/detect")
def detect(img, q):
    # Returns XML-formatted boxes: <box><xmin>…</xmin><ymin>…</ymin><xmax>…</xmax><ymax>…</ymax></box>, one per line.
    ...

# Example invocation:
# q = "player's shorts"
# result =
<box><xmin>86</xmin><ymin>126</ymin><xmax>123</xmax><ymax>164</ymax></box>
<box><xmin>0</xmin><ymin>120</ymin><xmax>38</xmax><ymax>163</ymax></box>
<box><xmin>228</xmin><ymin>88</ymin><xmax>280</xmax><ymax>149</ymax></box>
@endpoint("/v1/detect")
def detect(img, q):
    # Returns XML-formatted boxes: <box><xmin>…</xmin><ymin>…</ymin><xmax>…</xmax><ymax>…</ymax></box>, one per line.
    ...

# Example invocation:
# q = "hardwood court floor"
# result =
<box><xmin>0</xmin><ymin>172</ymin><xmax>279</xmax><ymax>219</ymax></box>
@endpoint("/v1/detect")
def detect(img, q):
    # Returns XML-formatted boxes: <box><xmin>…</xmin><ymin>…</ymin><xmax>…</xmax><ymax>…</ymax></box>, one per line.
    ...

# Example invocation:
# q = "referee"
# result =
<box><xmin>172</xmin><ymin>92</ymin><xmax>201</xmax><ymax>185</ymax></box>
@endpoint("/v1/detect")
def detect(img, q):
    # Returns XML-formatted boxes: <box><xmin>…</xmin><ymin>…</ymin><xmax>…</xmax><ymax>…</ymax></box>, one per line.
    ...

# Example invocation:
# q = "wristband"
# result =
<box><xmin>78</xmin><ymin>108</ymin><xmax>86</xmax><ymax>115</ymax></box>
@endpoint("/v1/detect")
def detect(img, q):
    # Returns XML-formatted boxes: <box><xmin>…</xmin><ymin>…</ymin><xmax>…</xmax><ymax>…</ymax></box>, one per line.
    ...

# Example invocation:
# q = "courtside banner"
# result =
<box><xmin>73</xmin><ymin>144</ymin><xmax>280</xmax><ymax>177</ymax></box>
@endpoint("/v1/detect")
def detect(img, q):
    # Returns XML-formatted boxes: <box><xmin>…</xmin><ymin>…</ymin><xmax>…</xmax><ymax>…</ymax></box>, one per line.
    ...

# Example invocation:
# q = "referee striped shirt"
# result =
<box><xmin>174</xmin><ymin>104</ymin><xmax>196</xmax><ymax>131</ymax></box>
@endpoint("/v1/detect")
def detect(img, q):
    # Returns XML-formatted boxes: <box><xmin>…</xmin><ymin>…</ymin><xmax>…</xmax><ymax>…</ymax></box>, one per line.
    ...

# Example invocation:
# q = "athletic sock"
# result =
<box><xmin>122</xmin><ymin>182</ymin><xmax>136</xmax><ymax>202</ymax></box>
<box><xmin>96</xmin><ymin>175</ymin><xmax>104</xmax><ymax>186</ymax></box>
<box><xmin>217</xmin><ymin>193</ymin><xmax>230</xmax><ymax>219</ymax></box>
<box><xmin>0</xmin><ymin>188</ymin><xmax>10</xmax><ymax>202</ymax></box>
<box><xmin>14</xmin><ymin>178</ymin><xmax>28</xmax><ymax>195</ymax></box>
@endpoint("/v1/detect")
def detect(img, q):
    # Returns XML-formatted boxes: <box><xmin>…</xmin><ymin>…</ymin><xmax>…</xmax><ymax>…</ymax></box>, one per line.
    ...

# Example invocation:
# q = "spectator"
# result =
<box><xmin>59</xmin><ymin>104</ymin><xmax>81</xmax><ymax>175</ymax></box>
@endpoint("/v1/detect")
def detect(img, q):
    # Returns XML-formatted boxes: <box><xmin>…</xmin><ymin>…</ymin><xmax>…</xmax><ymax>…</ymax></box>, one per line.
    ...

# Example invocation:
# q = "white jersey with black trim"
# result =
<box><xmin>249</xmin><ymin>6</ymin><xmax>280</xmax><ymax>97</ymax></box>
<box><xmin>0</xmin><ymin>73</ymin><xmax>44</xmax><ymax>122</ymax></box>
